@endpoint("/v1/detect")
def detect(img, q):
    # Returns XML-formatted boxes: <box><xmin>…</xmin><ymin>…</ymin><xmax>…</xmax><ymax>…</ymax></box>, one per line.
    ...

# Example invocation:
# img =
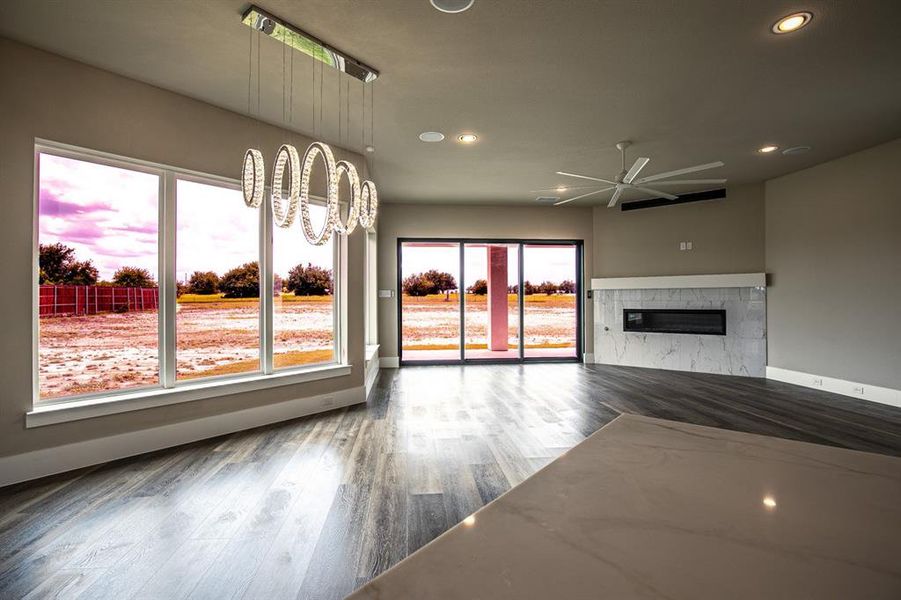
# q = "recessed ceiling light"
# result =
<box><xmin>365</xmin><ymin>145</ymin><xmax>376</xmax><ymax>153</ymax></box>
<box><xmin>782</xmin><ymin>145</ymin><xmax>812</xmax><ymax>155</ymax></box>
<box><xmin>458</xmin><ymin>133</ymin><xmax>478</xmax><ymax>144</ymax></box>
<box><xmin>772</xmin><ymin>12</ymin><xmax>812</xmax><ymax>34</ymax></box>
<box><xmin>430</xmin><ymin>0</ymin><xmax>475</xmax><ymax>14</ymax></box>
<box><xmin>758</xmin><ymin>145</ymin><xmax>779</xmax><ymax>154</ymax></box>
<box><xmin>419</xmin><ymin>131</ymin><xmax>445</xmax><ymax>143</ymax></box>
<box><xmin>555</xmin><ymin>186</ymin><xmax>568</xmax><ymax>193</ymax></box>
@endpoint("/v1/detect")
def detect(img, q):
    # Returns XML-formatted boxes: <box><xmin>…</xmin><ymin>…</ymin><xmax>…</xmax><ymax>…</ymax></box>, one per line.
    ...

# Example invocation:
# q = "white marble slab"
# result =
<box><xmin>594</xmin><ymin>286</ymin><xmax>766</xmax><ymax>376</ymax></box>
<box><xmin>347</xmin><ymin>415</ymin><xmax>901</xmax><ymax>600</ymax></box>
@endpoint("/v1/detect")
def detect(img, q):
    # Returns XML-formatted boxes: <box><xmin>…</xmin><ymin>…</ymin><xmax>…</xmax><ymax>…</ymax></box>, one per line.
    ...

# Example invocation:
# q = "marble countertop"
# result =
<box><xmin>347</xmin><ymin>414</ymin><xmax>901</xmax><ymax>599</ymax></box>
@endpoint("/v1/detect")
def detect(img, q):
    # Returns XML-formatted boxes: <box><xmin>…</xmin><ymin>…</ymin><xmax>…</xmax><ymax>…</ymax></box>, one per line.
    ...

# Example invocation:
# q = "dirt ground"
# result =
<box><xmin>38</xmin><ymin>295</ymin><xmax>334</xmax><ymax>400</ymax></box>
<box><xmin>401</xmin><ymin>293</ymin><xmax>577</xmax><ymax>350</ymax></box>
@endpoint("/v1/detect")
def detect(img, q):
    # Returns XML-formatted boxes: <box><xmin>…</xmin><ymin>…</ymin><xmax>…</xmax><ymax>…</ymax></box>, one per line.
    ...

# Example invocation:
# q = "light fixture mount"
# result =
<box><xmin>242</xmin><ymin>5</ymin><xmax>379</xmax><ymax>82</ymax></box>
<box><xmin>458</xmin><ymin>133</ymin><xmax>478</xmax><ymax>144</ymax></box>
<box><xmin>430</xmin><ymin>0</ymin><xmax>475</xmax><ymax>14</ymax></box>
<box><xmin>772</xmin><ymin>11</ymin><xmax>813</xmax><ymax>34</ymax></box>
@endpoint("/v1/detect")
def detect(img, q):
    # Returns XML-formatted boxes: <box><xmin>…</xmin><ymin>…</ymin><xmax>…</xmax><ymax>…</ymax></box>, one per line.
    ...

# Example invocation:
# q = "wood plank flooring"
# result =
<box><xmin>1</xmin><ymin>363</ymin><xmax>900</xmax><ymax>599</ymax></box>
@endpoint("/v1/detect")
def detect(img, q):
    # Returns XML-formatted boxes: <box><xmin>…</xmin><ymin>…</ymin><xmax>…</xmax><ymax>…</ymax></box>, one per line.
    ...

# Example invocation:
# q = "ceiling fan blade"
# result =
<box><xmin>529</xmin><ymin>184</ymin><xmax>605</xmax><ymax>193</ymax></box>
<box><xmin>623</xmin><ymin>157</ymin><xmax>650</xmax><ymax>183</ymax></box>
<box><xmin>607</xmin><ymin>186</ymin><xmax>624</xmax><ymax>208</ymax></box>
<box><xmin>646</xmin><ymin>179</ymin><xmax>727</xmax><ymax>185</ymax></box>
<box><xmin>556</xmin><ymin>171</ymin><xmax>617</xmax><ymax>184</ymax></box>
<box><xmin>633</xmin><ymin>186</ymin><xmax>679</xmax><ymax>201</ymax></box>
<box><xmin>554</xmin><ymin>187</ymin><xmax>614</xmax><ymax>206</ymax></box>
<box><xmin>635</xmin><ymin>161</ymin><xmax>725</xmax><ymax>184</ymax></box>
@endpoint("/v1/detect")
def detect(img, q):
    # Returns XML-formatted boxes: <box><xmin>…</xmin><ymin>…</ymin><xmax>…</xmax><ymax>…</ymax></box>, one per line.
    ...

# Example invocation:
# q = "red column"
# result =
<box><xmin>487</xmin><ymin>245</ymin><xmax>509</xmax><ymax>351</ymax></box>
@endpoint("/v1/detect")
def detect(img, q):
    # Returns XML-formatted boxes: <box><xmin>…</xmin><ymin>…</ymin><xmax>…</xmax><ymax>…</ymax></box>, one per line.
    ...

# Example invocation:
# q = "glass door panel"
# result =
<box><xmin>400</xmin><ymin>241</ymin><xmax>461</xmax><ymax>361</ymax></box>
<box><xmin>522</xmin><ymin>244</ymin><xmax>578</xmax><ymax>358</ymax></box>
<box><xmin>463</xmin><ymin>243</ymin><xmax>520</xmax><ymax>360</ymax></box>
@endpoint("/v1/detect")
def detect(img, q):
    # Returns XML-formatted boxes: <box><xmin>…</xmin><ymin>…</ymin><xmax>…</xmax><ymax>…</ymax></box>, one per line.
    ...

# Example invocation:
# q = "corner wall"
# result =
<box><xmin>0</xmin><ymin>38</ymin><xmax>367</xmax><ymax>460</ymax></box>
<box><xmin>765</xmin><ymin>138</ymin><xmax>901</xmax><ymax>390</ymax></box>
<box><xmin>376</xmin><ymin>204</ymin><xmax>594</xmax><ymax>360</ymax></box>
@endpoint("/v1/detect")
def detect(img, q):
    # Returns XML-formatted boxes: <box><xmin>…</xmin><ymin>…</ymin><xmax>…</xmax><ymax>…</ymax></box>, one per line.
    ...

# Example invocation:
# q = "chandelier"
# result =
<box><xmin>240</xmin><ymin>5</ymin><xmax>379</xmax><ymax>244</ymax></box>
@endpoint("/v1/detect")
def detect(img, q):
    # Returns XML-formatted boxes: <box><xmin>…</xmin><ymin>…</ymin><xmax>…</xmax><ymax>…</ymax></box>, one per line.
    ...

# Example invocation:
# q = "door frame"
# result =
<box><xmin>396</xmin><ymin>238</ymin><xmax>584</xmax><ymax>366</ymax></box>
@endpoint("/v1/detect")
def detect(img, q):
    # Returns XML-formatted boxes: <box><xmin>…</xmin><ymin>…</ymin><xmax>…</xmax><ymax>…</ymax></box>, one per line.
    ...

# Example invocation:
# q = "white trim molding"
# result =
<box><xmin>591</xmin><ymin>273</ymin><xmax>766</xmax><ymax>290</ymax></box>
<box><xmin>27</xmin><ymin>364</ymin><xmax>351</xmax><ymax>428</ymax></box>
<box><xmin>767</xmin><ymin>366</ymin><xmax>901</xmax><ymax>409</ymax></box>
<box><xmin>583</xmin><ymin>353</ymin><xmax>595</xmax><ymax>364</ymax></box>
<box><xmin>3</xmin><ymin>385</ymin><xmax>365</xmax><ymax>488</ymax></box>
<box><xmin>380</xmin><ymin>356</ymin><xmax>400</xmax><ymax>369</ymax></box>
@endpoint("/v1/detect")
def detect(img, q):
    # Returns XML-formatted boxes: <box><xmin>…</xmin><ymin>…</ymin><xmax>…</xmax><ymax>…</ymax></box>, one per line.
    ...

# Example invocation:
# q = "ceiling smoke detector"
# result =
<box><xmin>430</xmin><ymin>0</ymin><xmax>475</xmax><ymax>14</ymax></box>
<box><xmin>419</xmin><ymin>131</ymin><xmax>445</xmax><ymax>142</ymax></box>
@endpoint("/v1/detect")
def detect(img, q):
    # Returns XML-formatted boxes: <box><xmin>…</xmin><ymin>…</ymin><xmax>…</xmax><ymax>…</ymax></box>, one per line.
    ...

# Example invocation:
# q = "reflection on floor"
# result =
<box><xmin>1</xmin><ymin>364</ymin><xmax>899</xmax><ymax>599</ymax></box>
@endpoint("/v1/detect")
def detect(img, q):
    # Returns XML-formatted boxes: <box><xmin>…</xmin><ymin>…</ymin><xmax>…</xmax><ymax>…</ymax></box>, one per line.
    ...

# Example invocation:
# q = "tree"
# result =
<box><xmin>273</xmin><ymin>273</ymin><xmax>284</xmax><ymax>296</ymax></box>
<box><xmin>402</xmin><ymin>273</ymin><xmax>436</xmax><ymax>297</ymax></box>
<box><xmin>422</xmin><ymin>270</ymin><xmax>457</xmax><ymax>294</ymax></box>
<box><xmin>112</xmin><ymin>266</ymin><xmax>156</xmax><ymax>288</ymax></box>
<box><xmin>285</xmin><ymin>263</ymin><xmax>333</xmax><ymax>296</ymax></box>
<box><xmin>522</xmin><ymin>280</ymin><xmax>538</xmax><ymax>295</ymax></box>
<box><xmin>558</xmin><ymin>279</ymin><xmax>576</xmax><ymax>294</ymax></box>
<box><xmin>38</xmin><ymin>242</ymin><xmax>99</xmax><ymax>285</ymax></box>
<box><xmin>219</xmin><ymin>262</ymin><xmax>259</xmax><ymax>298</ymax></box>
<box><xmin>467</xmin><ymin>279</ymin><xmax>488</xmax><ymax>295</ymax></box>
<box><xmin>187</xmin><ymin>271</ymin><xmax>219</xmax><ymax>295</ymax></box>
<box><xmin>539</xmin><ymin>281</ymin><xmax>558</xmax><ymax>295</ymax></box>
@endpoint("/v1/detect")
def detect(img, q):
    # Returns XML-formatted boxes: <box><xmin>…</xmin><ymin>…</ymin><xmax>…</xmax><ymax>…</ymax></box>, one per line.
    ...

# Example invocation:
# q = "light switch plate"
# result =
<box><xmin>378</xmin><ymin>289</ymin><xmax>394</xmax><ymax>298</ymax></box>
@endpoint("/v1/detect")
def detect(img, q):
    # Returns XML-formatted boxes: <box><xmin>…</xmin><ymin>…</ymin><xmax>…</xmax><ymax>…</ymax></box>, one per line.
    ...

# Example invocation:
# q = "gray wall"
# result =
<box><xmin>0</xmin><ymin>39</ymin><xmax>367</xmax><ymax>458</ymax></box>
<box><xmin>592</xmin><ymin>183</ymin><xmax>765</xmax><ymax>277</ymax></box>
<box><xmin>765</xmin><ymin>138</ymin><xmax>901</xmax><ymax>389</ymax></box>
<box><xmin>376</xmin><ymin>204</ymin><xmax>594</xmax><ymax>359</ymax></box>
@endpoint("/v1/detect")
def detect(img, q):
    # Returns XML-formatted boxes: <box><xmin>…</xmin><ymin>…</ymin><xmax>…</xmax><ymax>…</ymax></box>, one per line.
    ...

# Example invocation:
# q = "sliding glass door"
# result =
<box><xmin>398</xmin><ymin>239</ymin><xmax>581</xmax><ymax>364</ymax></box>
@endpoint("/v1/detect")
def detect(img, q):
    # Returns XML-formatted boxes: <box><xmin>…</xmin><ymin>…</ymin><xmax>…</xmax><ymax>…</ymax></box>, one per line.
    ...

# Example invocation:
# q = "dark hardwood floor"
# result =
<box><xmin>2</xmin><ymin>363</ymin><xmax>900</xmax><ymax>599</ymax></box>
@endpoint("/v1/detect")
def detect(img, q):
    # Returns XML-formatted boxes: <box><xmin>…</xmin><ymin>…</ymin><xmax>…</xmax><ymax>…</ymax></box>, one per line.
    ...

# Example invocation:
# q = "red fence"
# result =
<box><xmin>39</xmin><ymin>285</ymin><xmax>159</xmax><ymax>318</ymax></box>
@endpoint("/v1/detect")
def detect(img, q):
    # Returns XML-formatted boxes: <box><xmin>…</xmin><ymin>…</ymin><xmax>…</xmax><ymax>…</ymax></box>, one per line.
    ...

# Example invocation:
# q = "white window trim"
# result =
<box><xmin>32</xmin><ymin>139</ymin><xmax>350</xmax><ymax>421</ymax></box>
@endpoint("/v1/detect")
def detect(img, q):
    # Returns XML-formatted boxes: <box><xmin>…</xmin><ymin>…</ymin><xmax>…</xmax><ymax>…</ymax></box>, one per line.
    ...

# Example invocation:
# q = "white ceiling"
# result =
<box><xmin>1</xmin><ymin>0</ymin><xmax>900</xmax><ymax>204</ymax></box>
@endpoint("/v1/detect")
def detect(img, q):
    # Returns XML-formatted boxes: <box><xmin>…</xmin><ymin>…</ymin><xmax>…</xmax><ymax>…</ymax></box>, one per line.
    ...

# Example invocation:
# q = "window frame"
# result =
<box><xmin>31</xmin><ymin>139</ymin><xmax>348</xmax><ymax>415</ymax></box>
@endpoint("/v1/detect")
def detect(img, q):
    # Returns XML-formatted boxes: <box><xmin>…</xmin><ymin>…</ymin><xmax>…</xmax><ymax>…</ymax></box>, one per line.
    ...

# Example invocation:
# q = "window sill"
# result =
<box><xmin>26</xmin><ymin>363</ymin><xmax>352</xmax><ymax>428</ymax></box>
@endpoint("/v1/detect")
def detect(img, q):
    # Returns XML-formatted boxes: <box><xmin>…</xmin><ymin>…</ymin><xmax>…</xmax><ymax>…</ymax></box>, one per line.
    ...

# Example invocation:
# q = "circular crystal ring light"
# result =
<box><xmin>333</xmin><ymin>160</ymin><xmax>361</xmax><ymax>235</ymax></box>
<box><xmin>271</xmin><ymin>144</ymin><xmax>301</xmax><ymax>228</ymax></box>
<box><xmin>300</xmin><ymin>142</ymin><xmax>339</xmax><ymax>246</ymax></box>
<box><xmin>241</xmin><ymin>149</ymin><xmax>265</xmax><ymax>208</ymax></box>
<box><xmin>358</xmin><ymin>179</ymin><xmax>378</xmax><ymax>230</ymax></box>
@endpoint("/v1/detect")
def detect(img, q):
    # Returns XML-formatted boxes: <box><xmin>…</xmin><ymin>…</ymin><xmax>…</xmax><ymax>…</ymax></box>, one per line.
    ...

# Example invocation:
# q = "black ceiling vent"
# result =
<box><xmin>621</xmin><ymin>188</ymin><xmax>727</xmax><ymax>211</ymax></box>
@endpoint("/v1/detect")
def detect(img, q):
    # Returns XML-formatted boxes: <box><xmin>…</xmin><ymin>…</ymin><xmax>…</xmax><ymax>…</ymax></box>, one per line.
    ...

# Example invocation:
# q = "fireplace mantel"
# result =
<box><xmin>591</xmin><ymin>273</ymin><xmax>766</xmax><ymax>291</ymax></box>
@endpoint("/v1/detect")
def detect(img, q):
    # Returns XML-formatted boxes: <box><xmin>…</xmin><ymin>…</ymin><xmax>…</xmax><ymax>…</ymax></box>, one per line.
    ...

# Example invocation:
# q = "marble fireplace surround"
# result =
<box><xmin>592</xmin><ymin>273</ymin><xmax>767</xmax><ymax>377</ymax></box>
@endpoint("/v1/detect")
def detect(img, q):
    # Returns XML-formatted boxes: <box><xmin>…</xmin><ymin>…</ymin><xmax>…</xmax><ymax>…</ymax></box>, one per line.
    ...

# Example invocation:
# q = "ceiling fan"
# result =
<box><xmin>537</xmin><ymin>141</ymin><xmax>726</xmax><ymax>207</ymax></box>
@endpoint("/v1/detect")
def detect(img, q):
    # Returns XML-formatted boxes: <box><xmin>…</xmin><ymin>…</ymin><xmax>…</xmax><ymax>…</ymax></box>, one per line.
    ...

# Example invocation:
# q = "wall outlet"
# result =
<box><xmin>679</xmin><ymin>242</ymin><xmax>687</xmax><ymax>250</ymax></box>
<box><xmin>321</xmin><ymin>396</ymin><xmax>336</xmax><ymax>407</ymax></box>
<box><xmin>686</xmin><ymin>241</ymin><xmax>693</xmax><ymax>250</ymax></box>
<box><xmin>852</xmin><ymin>385</ymin><xmax>865</xmax><ymax>395</ymax></box>
<box><xmin>812</xmin><ymin>377</ymin><xmax>823</xmax><ymax>387</ymax></box>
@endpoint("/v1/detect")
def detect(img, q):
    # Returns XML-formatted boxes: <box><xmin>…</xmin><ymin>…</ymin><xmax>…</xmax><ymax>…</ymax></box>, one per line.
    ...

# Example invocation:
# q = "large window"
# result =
<box><xmin>273</xmin><ymin>204</ymin><xmax>335</xmax><ymax>369</ymax></box>
<box><xmin>176</xmin><ymin>179</ymin><xmax>259</xmax><ymax>380</ymax></box>
<box><xmin>35</xmin><ymin>143</ymin><xmax>344</xmax><ymax>405</ymax></box>
<box><xmin>37</xmin><ymin>153</ymin><xmax>160</xmax><ymax>400</ymax></box>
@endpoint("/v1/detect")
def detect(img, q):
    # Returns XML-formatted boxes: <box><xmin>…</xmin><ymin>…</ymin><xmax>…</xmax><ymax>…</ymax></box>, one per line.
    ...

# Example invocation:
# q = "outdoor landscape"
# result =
<box><xmin>37</xmin><ymin>153</ymin><xmax>336</xmax><ymax>401</ymax></box>
<box><xmin>400</xmin><ymin>266</ymin><xmax>577</xmax><ymax>358</ymax></box>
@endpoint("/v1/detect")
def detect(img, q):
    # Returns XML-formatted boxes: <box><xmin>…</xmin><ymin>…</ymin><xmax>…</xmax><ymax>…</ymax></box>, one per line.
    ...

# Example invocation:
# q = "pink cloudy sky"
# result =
<box><xmin>39</xmin><ymin>153</ymin><xmax>333</xmax><ymax>283</ymax></box>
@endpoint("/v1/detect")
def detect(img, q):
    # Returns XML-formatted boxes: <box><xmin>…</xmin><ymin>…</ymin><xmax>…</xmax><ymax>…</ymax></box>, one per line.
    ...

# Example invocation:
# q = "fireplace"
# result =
<box><xmin>623</xmin><ymin>309</ymin><xmax>726</xmax><ymax>336</ymax></box>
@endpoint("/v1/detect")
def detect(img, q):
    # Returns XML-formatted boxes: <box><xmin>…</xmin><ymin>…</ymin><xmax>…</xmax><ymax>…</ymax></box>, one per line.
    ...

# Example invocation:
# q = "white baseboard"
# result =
<box><xmin>583</xmin><ymin>353</ymin><xmax>595</xmax><ymax>364</ymax></box>
<box><xmin>0</xmin><ymin>386</ymin><xmax>365</xmax><ymax>488</ymax></box>
<box><xmin>766</xmin><ymin>366</ymin><xmax>901</xmax><ymax>409</ymax></box>
<box><xmin>365</xmin><ymin>358</ymin><xmax>381</xmax><ymax>397</ymax></box>
<box><xmin>380</xmin><ymin>356</ymin><xmax>400</xmax><ymax>368</ymax></box>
